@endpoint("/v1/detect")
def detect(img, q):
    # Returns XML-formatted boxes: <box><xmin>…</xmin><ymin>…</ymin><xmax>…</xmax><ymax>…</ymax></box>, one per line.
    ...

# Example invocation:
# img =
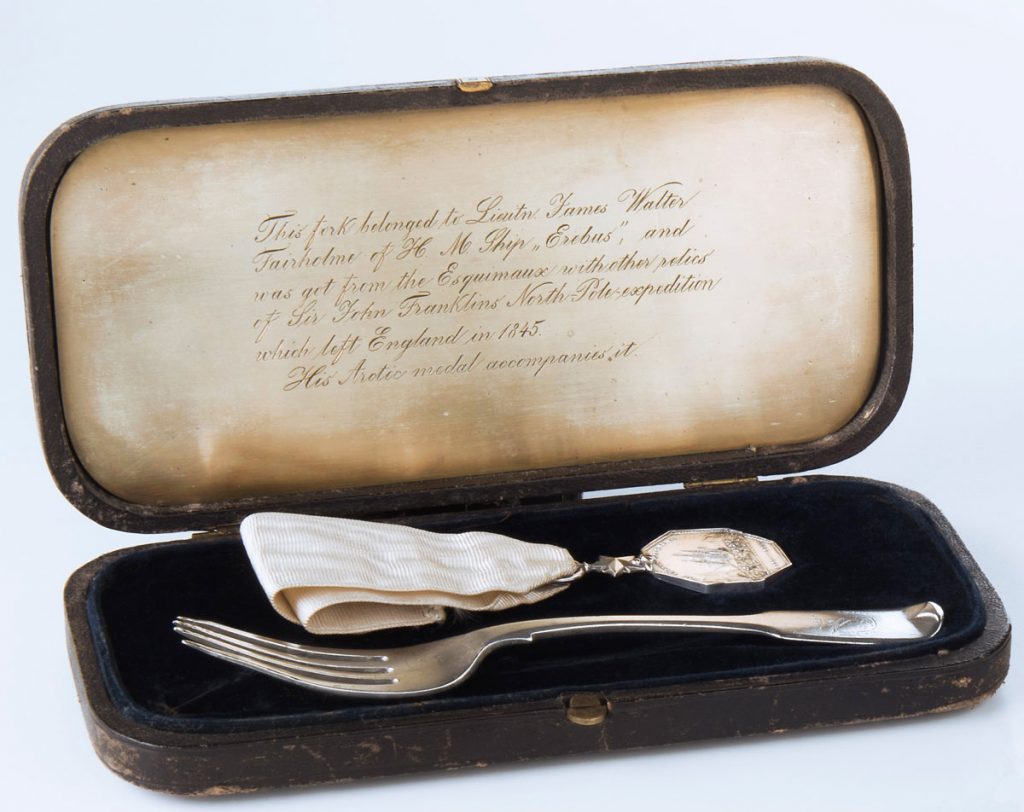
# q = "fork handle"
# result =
<box><xmin>480</xmin><ymin>602</ymin><xmax>943</xmax><ymax>647</ymax></box>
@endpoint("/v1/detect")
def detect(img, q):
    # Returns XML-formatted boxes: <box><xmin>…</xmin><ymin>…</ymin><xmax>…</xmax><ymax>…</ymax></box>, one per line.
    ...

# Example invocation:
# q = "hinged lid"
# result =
<box><xmin>21</xmin><ymin>58</ymin><xmax>911</xmax><ymax>533</ymax></box>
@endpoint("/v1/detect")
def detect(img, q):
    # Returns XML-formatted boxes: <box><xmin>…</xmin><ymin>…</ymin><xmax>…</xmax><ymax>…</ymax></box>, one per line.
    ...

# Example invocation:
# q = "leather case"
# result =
<box><xmin>21</xmin><ymin>58</ymin><xmax>1009</xmax><ymax>795</ymax></box>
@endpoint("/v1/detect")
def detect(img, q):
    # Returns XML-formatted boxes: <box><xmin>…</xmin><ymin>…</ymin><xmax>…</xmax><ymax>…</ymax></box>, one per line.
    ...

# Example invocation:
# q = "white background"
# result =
<box><xmin>1</xmin><ymin>1</ymin><xmax>1021</xmax><ymax>809</ymax></box>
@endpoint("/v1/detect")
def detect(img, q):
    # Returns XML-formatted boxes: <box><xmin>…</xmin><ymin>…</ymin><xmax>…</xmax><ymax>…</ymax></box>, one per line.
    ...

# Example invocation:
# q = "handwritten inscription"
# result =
<box><xmin>246</xmin><ymin>182</ymin><xmax>720</xmax><ymax>392</ymax></box>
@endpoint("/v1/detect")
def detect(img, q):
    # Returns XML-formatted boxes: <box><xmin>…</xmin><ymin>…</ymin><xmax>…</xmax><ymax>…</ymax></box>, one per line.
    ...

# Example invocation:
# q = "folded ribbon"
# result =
<box><xmin>241</xmin><ymin>513</ymin><xmax>580</xmax><ymax>634</ymax></box>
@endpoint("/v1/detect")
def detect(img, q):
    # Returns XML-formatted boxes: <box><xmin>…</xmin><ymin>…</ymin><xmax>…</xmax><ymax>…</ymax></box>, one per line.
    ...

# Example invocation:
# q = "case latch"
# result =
<box><xmin>564</xmin><ymin>693</ymin><xmax>610</xmax><ymax>726</ymax></box>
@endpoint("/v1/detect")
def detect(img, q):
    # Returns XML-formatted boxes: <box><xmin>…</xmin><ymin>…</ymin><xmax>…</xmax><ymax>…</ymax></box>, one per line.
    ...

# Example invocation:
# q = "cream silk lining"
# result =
<box><xmin>241</xmin><ymin>513</ymin><xmax>579</xmax><ymax>635</ymax></box>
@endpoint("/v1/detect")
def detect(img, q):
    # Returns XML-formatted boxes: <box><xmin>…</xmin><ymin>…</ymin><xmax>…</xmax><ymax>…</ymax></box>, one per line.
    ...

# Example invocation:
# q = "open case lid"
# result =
<box><xmin>21</xmin><ymin>58</ymin><xmax>911</xmax><ymax>533</ymax></box>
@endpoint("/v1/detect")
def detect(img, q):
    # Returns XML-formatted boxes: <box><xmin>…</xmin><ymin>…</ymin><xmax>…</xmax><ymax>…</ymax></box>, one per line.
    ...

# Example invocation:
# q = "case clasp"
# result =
<box><xmin>565</xmin><ymin>693</ymin><xmax>610</xmax><ymax>726</ymax></box>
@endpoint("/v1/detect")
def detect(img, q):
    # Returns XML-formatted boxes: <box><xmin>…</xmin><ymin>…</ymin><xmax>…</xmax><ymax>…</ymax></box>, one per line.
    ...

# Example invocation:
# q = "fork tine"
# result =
<box><xmin>180</xmin><ymin>639</ymin><xmax>398</xmax><ymax>690</ymax></box>
<box><xmin>174</xmin><ymin>621</ymin><xmax>395</xmax><ymax>678</ymax></box>
<box><xmin>173</xmin><ymin>619</ymin><xmax>390</xmax><ymax>673</ymax></box>
<box><xmin>174</xmin><ymin>617</ymin><xmax>388</xmax><ymax>663</ymax></box>
<box><xmin>181</xmin><ymin>637</ymin><xmax>397</xmax><ymax>685</ymax></box>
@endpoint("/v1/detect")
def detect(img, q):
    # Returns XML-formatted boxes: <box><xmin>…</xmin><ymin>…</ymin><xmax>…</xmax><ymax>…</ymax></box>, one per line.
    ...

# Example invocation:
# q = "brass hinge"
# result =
<box><xmin>456</xmin><ymin>77</ymin><xmax>494</xmax><ymax>93</ymax></box>
<box><xmin>684</xmin><ymin>476</ymin><xmax>759</xmax><ymax>490</ymax></box>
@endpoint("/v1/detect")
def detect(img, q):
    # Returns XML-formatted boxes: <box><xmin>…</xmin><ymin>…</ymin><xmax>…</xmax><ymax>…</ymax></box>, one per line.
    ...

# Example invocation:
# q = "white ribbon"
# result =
<box><xmin>240</xmin><ymin>513</ymin><xmax>580</xmax><ymax>635</ymax></box>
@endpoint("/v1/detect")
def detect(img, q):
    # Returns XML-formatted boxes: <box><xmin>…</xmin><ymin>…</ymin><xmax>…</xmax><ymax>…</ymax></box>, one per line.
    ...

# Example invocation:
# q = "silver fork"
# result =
<box><xmin>173</xmin><ymin>601</ymin><xmax>943</xmax><ymax>699</ymax></box>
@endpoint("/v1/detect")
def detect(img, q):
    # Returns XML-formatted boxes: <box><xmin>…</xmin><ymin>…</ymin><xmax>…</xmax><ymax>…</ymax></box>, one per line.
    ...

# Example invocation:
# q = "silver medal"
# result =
<box><xmin>580</xmin><ymin>528</ymin><xmax>791</xmax><ymax>593</ymax></box>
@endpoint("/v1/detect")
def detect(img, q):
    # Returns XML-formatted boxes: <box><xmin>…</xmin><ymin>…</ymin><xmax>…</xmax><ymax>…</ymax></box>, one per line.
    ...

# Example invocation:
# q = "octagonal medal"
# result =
<box><xmin>641</xmin><ymin>528</ymin><xmax>792</xmax><ymax>593</ymax></box>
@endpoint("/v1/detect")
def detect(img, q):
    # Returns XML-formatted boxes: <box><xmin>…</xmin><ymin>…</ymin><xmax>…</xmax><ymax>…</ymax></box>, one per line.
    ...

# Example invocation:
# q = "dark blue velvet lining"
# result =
<box><xmin>86</xmin><ymin>478</ymin><xmax>985</xmax><ymax>734</ymax></box>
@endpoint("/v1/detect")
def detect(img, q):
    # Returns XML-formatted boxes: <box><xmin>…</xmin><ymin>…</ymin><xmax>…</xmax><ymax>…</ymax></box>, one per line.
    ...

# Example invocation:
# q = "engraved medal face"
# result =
<box><xmin>641</xmin><ymin>528</ymin><xmax>791</xmax><ymax>593</ymax></box>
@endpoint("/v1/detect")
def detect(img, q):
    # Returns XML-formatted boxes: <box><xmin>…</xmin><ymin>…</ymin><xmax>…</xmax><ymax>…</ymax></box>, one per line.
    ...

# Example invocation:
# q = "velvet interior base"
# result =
<box><xmin>87</xmin><ymin>477</ymin><xmax>985</xmax><ymax>734</ymax></box>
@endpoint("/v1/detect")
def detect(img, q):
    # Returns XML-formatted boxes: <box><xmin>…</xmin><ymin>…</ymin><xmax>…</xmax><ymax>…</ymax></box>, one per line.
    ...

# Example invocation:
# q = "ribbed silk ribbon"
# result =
<box><xmin>241</xmin><ymin>513</ymin><xmax>580</xmax><ymax>634</ymax></box>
